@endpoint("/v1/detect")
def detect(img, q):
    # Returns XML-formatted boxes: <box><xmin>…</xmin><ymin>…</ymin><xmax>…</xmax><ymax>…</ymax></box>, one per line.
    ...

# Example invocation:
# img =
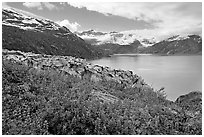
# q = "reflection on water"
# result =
<box><xmin>89</xmin><ymin>55</ymin><xmax>202</xmax><ymax>101</ymax></box>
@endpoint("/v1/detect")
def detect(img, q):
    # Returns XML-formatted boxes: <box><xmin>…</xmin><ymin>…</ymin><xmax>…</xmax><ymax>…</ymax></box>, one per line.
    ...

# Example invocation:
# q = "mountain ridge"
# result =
<box><xmin>2</xmin><ymin>7</ymin><xmax>104</xmax><ymax>59</ymax></box>
<box><xmin>138</xmin><ymin>34</ymin><xmax>202</xmax><ymax>55</ymax></box>
<box><xmin>77</xmin><ymin>29</ymin><xmax>202</xmax><ymax>55</ymax></box>
<box><xmin>3</xmin><ymin>7</ymin><xmax>201</xmax><ymax>57</ymax></box>
<box><xmin>76</xmin><ymin>29</ymin><xmax>157</xmax><ymax>47</ymax></box>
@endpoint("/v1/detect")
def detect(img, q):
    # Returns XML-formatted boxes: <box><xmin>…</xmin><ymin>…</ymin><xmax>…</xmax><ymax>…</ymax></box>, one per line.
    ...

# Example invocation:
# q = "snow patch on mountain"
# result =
<box><xmin>2</xmin><ymin>7</ymin><xmax>62</xmax><ymax>31</ymax></box>
<box><xmin>165</xmin><ymin>35</ymin><xmax>190</xmax><ymax>42</ymax></box>
<box><xmin>77</xmin><ymin>30</ymin><xmax>157</xmax><ymax>47</ymax></box>
<box><xmin>21</xmin><ymin>19</ymin><xmax>40</xmax><ymax>24</ymax></box>
<box><xmin>2</xmin><ymin>6</ymin><xmax>47</xmax><ymax>20</ymax></box>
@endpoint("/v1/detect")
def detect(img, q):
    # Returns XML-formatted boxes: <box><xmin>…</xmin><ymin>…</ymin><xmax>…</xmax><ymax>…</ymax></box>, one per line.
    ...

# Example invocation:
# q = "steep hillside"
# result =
<box><xmin>138</xmin><ymin>35</ymin><xmax>202</xmax><ymax>55</ymax></box>
<box><xmin>2</xmin><ymin>8</ymin><xmax>103</xmax><ymax>59</ymax></box>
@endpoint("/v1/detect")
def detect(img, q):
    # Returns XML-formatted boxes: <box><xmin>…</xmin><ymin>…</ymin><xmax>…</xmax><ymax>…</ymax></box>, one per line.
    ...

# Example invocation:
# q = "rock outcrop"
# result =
<box><xmin>2</xmin><ymin>49</ymin><xmax>151</xmax><ymax>90</ymax></box>
<box><xmin>175</xmin><ymin>91</ymin><xmax>202</xmax><ymax>117</ymax></box>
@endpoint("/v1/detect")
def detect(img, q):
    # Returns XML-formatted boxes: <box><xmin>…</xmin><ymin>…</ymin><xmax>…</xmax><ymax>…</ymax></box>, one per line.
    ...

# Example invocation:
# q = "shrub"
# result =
<box><xmin>2</xmin><ymin>59</ymin><xmax>202</xmax><ymax>135</ymax></box>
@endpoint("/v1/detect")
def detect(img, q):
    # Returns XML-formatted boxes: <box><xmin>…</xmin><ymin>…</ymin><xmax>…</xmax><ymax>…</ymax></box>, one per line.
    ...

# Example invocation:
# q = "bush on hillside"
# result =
<box><xmin>2</xmin><ymin>59</ymin><xmax>202</xmax><ymax>135</ymax></box>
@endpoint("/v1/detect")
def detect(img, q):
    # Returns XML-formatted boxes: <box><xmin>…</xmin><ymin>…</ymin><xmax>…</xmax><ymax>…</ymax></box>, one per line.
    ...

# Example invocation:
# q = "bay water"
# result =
<box><xmin>89</xmin><ymin>54</ymin><xmax>202</xmax><ymax>101</ymax></box>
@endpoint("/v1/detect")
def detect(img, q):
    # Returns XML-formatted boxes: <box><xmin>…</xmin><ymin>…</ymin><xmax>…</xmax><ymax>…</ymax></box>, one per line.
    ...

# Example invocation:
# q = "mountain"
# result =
<box><xmin>77</xmin><ymin>29</ymin><xmax>156</xmax><ymax>46</ymax></box>
<box><xmin>77</xmin><ymin>30</ymin><xmax>202</xmax><ymax>55</ymax></box>
<box><xmin>94</xmin><ymin>40</ymin><xmax>141</xmax><ymax>55</ymax></box>
<box><xmin>3</xmin><ymin>7</ymin><xmax>201</xmax><ymax>59</ymax></box>
<box><xmin>76</xmin><ymin>30</ymin><xmax>157</xmax><ymax>54</ymax></box>
<box><xmin>138</xmin><ymin>35</ymin><xmax>202</xmax><ymax>55</ymax></box>
<box><xmin>2</xmin><ymin>7</ymin><xmax>103</xmax><ymax>59</ymax></box>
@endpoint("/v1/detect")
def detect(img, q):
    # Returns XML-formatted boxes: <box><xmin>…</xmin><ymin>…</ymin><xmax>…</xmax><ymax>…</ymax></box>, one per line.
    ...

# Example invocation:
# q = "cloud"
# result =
<box><xmin>68</xmin><ymin>2</ymin><xmax>202</xmax><ymax>38</ymax></box>
<box><xmin>23</xmin><ymin>2</ymin><xmax>58</xmax><ymax>10</ymax></box>
<box><xmin>2</xmin><ymin>2</ymin><xmax>10</xmax><ymax>8</ymax></box>
<box><xmin>56</xmin><ymin>19</ymin><xmax>81</xmax><ymax>32</ymax></box>
<box><xmin>23</xmin><ymin>2</ymin><xmax>43</xmax><ymax>10</ymax></box>
<box><xmin>43</xmin><ymin>2</ymin><xmax>57</xmax><ymax>10</ymax></box>
<box><xmin>121</xmin><ymin>23</ymin><xmax>202</xmax><ymax>41</ymax></box>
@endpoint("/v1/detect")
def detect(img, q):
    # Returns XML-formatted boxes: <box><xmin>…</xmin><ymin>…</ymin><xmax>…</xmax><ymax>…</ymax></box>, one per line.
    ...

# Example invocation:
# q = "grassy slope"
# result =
<box><xmin>2</xmin><ymin>59</ymin><xmax>202</xmax><ymax>135</ymax></box>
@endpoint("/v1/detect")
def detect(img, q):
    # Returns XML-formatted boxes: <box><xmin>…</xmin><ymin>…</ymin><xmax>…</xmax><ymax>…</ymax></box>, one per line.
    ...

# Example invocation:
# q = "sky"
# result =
<box><xmin>3</xmin><ymin>1</ymin><xmax>202</xmax><ymax>40</ymax></box>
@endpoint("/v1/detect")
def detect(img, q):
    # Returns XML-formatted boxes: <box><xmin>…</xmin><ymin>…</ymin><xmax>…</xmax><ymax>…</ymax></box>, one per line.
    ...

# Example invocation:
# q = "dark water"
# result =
<box><xmin>89</xmin><ymin>54</ymin><xmax>202</xmax><ymax>101</ymax></box>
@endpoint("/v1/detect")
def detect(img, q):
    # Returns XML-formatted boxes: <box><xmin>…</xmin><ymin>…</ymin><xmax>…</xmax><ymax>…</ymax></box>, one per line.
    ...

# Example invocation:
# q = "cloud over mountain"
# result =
<box><xmin>4</xmin><ymin>2</ymin><xmax>202</xmax><ymax>40</ymax></box>
<box><xmin>56</xmin><ymin>19</ymin><xmax>81</xmax><ymax>32</ymax></box>
<box><xmin>23</xmin><ymin>2</ymin><xmax>58</xmax><ymax>10</ymax></box>
<box><xmin>68</xmin><ymin>2</ymin><xmax>202</xmax><ymax>38</ymax></box>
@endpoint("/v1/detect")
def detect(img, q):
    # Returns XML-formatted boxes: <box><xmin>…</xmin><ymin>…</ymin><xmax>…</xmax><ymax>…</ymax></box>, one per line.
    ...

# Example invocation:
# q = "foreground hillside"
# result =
<box><xmin>2</xmin><ymin>8</ymin><xmax>103</xmax><ymax>59</ymax></box>
<box><xmin>2</xmin><ymin>50</ymin><xmax>202</xmax><ymax>135</ymax></box>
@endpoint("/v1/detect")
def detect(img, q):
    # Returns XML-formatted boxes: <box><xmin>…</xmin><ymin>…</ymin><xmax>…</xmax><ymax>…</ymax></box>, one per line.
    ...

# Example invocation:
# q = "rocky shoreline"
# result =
<box><xmin>3</xmin><ymin>49</ymin><xmax>202</xmax><ymax>102</ymax></box>
<box><xmin>3</xmin><ymin>49</ymin><xmax>152</xmax><ymax>91</ymax></box>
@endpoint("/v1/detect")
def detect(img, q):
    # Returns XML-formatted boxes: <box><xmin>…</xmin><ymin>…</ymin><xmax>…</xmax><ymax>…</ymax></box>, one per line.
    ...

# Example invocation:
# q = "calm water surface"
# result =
<box><xmin>89</xmin><ymin>55</ymin><xmax>202</xmax><ymax>101</ymax></box>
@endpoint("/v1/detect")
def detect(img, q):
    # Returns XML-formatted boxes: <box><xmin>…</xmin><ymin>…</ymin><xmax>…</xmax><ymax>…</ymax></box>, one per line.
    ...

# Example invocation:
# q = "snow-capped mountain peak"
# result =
<box><xmin>2</xmin><ymin>7</ymin><xmax>103</xmax><ymax>59</ymax></box>
<box><xmin>77</xmin><ymin>30</ymin><xmax>157</xmax><ymax>47</ymax></box>
<box><xmin>165</xmin><ymin>35</ymin><xmax>190</xmax><ymax>42</ymax></box>
<box><xmin>2</xmin><ymin>7</ymin><xmax>62</xmax><ymax>32</ymax></box>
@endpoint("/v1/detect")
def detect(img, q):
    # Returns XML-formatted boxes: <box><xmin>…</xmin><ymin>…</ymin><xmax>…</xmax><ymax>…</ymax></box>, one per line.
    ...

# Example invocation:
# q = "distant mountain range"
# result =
<box><xmin>76</xmin><ymin>29</ymin><xmax>157</xmax><ymax>46</ymax></box>
<box><xmin>2</xmin><ymin>7</ymin><xmax>202</xmax><ymax>58</ymax></box>
<box><xmin>77</xmin><ymin>30</ymin><xmax>202</xmax><ymax>55</ymax></box>
<box><xmin>138</xmin><ymin>35</ymin><xmax>202</xmax><ymax>55</ymax></box>
<box><xmin>76</xmin><ymin>30</ymin><xmax>157</xmax><ymax>54</ymax></box>
<box><xmin>2</xmin><ymin>7</ymin><xmax>103</xmax><ymax>59</ymax></box>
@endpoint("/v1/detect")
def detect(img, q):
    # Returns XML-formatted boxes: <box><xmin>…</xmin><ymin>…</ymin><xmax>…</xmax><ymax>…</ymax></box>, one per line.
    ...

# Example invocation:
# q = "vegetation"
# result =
<box><xmin>2</xmin><ymin>25</ymin><xmax>104</xmax><ymax>59</ymax></box>
<box><xmin>2</xmin><ymin>59</ymin><xmax>202</xmax><ymax>135</ymax></box>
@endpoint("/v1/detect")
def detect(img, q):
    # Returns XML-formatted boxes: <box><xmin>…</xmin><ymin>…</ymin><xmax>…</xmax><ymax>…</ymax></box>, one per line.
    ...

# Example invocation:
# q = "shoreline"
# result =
<box><xmin>2</xmin><ymin>49</ymin><xmax>201</xmax><ymax>102</ymax></box>
<box><xmin>87</xmin><ymin>52</ymin><xmax>202</xmax><ymax>61</ymax></box>
<box><xmin>87</xmin><ymin>52</ymin><xmax>202</xmax><ymax>101</ymax></box>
